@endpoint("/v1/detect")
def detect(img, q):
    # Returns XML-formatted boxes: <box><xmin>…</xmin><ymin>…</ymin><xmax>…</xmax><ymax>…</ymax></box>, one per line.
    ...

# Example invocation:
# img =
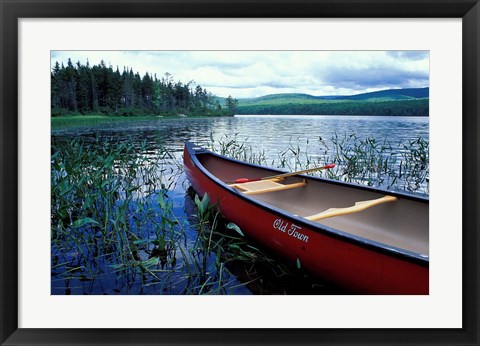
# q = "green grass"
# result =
<box><xmin>51</xmin><ymin>114</ymin><xmax>231</xmax><ymax>130</ymax></box>
<box><xmin>51</xmin><ymin>115</ymin><xmax>161</xmax><ymax>129</ymax></box>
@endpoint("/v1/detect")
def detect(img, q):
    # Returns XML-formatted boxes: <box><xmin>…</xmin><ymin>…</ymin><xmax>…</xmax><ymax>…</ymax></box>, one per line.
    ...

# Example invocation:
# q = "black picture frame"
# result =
<box><xmin>1</xmin><ymin>0</ymin><xmax>478</xmax><ymax>345</ymax></box>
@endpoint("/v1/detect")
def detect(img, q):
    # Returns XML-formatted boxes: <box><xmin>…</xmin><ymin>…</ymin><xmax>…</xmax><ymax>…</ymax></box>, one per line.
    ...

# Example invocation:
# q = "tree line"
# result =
<box><xmin>236</xmin><ymin>99</ymin><xmax>429</xmax><ymax>116</ymax></box>
<box><xmin>51</xmin><ymin>59</ymin><xmax>238</xmax><ymax>117</ymax></box>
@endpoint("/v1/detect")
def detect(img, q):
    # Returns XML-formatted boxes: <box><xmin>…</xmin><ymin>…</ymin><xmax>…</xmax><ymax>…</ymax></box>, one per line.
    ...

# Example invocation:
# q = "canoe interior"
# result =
<box><xmin>196</xmin><ymin>153</ymin><xmax>429</xmax><ymax>257</ymax></box>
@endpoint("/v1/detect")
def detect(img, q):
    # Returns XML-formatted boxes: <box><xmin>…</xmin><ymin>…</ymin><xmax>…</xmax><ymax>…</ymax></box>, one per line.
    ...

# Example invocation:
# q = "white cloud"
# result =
<box><xmin>51</xmin><ymin>50</ymin><xmax>429</xmax><ymax>98</ymax></box>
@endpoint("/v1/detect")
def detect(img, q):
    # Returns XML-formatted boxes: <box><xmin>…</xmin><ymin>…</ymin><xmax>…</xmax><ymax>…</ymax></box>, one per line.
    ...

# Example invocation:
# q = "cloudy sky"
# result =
<box><xmin>51</xmin><ymin>51</ymin><xmax>429</xmax><ymax>99</ymax></box>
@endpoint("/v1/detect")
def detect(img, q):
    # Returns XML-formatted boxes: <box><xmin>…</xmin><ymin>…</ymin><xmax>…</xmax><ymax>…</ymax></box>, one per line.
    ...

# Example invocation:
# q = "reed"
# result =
<box><xmin>212</xmin><ymin>133</ymin><xmax>429</xmax><ymax>195</ymax></box>
<box><xmin>51</xmin><ymin>137</ymin><xmax>181</xmax><ymax>294</ymax></box>
<box><xmin>52</xmin><ymin>137</ymin><xmax>314</xmax><ymax>295</ymax></box>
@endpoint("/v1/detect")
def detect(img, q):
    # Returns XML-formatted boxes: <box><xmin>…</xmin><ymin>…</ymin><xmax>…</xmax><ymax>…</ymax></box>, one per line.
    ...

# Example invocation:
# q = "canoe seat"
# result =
<box><xmin>305</xmin><ymin>195</ymin><xmax>398</xmax><ymax>221</ymax></box>
<box><xmin>230</xmin><ymin>179</ymin><xmax>307</xmax><ymax>195</ymax></box>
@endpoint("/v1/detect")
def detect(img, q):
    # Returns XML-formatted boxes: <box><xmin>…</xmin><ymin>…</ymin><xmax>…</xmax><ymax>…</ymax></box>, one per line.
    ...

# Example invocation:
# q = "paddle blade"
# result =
<box><xmin>235</xmin><ymin>177</ymin><xmax>260</xmax><ymax>183</ymax></box>
<box><xmin>325</xmin><ymin>163</ymin><xmax>335</xmax><ymax>169</ymax></box>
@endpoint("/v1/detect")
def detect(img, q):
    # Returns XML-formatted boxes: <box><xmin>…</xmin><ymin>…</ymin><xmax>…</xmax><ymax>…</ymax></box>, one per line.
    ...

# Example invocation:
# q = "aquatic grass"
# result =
<box><xmin>324</xmin><ymin>133</ymin><xmax>429</xmax><ymax>194</ymax></box>
<box><xmin>51</xmin><ymin>137</ymin><xmax>187</xmax><ymax>294</ymax></box>
<box><xmin>180</xmin><ymin>189</ymin><xmax>329</xmax><ymax>295</ymax></box>
<box><xmin>52</xmin><ymin>137</ymin><xmax>295</xmax><ymax>294</ymax></box>
<box><xmin>210</xmin><ymin>133</ymin><xmax>268</xmax><ymax>166</ymax></box>
<box><xmin>211</xmin><ymin>133</ymin><xmax>429</xmax><ymax>195</ymax></box>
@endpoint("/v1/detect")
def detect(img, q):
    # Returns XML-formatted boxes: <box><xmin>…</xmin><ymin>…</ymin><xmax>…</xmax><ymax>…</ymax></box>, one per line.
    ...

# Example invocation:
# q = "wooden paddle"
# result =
<box><xmin>305</xmin><ymin>195</ymin><xmax>398</xmax><ymax>221</ymax></box>
<box><xmin>234</xmin><ymin>164</ymin><xmax>335</xmax><ymax>184</ymax></box>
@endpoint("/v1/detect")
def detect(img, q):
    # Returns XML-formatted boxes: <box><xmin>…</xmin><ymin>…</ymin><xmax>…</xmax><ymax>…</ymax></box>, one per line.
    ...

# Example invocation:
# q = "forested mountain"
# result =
<box><xmin>235</xmin><ymin>88</ymin><xmax>429</xmax><ymax>116</ymax></box>
<box><xmin>237</xmin><ymin>88</ymin><xmax>429</xmax><ymax>104</ymax></box>
<box><xmin>51</xmin><ymin>59</ymin><xmax>238</xmax><ymax>117</ymax></box>
<box><xmin>316</xmin><ymin>87</ymin><xmax>429</xmax><ymax>101</ymax></box>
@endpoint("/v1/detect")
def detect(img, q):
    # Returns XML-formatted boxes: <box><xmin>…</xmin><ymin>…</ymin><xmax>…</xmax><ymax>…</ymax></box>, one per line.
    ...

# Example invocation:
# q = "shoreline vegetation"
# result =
<box><xmin>51</xmin><ymin>114</ymin><xmax>220</xmax><ymax>130</ymax></box>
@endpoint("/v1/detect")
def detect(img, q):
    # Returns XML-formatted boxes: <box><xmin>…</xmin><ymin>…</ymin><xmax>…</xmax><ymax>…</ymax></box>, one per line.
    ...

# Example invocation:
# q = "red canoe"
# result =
<box><xmin>184</xmin><ymin>142</ymin><xmax>429</xmax><ymax>294</ymax></box>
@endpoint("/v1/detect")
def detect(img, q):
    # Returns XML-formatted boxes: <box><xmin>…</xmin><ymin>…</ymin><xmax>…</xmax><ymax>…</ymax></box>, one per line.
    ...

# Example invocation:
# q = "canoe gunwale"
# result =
<box><xmin>185</xmin><ymin>142</ymin><xmax>429</xmax><ymax>267</ymax></box>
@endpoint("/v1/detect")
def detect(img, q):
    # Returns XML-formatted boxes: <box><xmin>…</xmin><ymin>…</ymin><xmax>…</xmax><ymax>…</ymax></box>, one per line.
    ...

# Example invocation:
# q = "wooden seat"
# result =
<box><xmin>305</xmin><ymin>195</ymin><xmax>398</xmax><ymax>221</ymax></box>
<box><xmin>230</xmin><ymin>179</ymin><xmax>307</xmax><ymax>195</ymax></box>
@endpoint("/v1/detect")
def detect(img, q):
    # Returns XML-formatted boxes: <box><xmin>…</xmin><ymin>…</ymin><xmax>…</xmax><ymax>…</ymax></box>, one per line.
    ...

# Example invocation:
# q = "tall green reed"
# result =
<box><xmin>211</xmin><ymin>133</ymin><xmax>429</xmax><ymax>195</ymax></box>
<box><xmin>52</xmin><ymin>137</ymin><xmax>280</xmax><ymax>294</ymax></box>
<box><xmin>51</xmin><ymin>137</ymin><xmax>195</xmax><ymax>293</ymax></box>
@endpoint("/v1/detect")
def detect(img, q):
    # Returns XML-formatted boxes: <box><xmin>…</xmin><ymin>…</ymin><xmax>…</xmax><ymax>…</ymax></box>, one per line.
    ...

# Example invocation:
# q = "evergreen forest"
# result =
<box><xmin>51</xmin><ymin>59</ymin><xmax>238</xmax><ymax>117</ymax></box>
<box><xmin>235</xmin><ymin>88</ymin><xmax>429</xmax><ymax>116</ymax></box>
<box><xmin>235</xmin><ymin>98</ymin><xmax>428</xmax><ymax>116</ymax></box>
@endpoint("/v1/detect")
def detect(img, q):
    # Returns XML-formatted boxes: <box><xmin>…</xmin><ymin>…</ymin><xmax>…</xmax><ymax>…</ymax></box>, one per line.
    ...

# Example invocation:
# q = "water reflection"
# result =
<box><xmin>53</xmin><ymin>115</ymin><xmax>428</xmax><ymax>158</ymax></box>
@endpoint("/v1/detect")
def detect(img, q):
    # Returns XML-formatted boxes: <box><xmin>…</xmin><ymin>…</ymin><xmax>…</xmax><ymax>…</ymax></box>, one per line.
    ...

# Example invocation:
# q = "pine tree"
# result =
<box><xmin>225</xmin><ymin>95</ymin><xmax>238</xmax><ymax>115</ymax></box>
<box><xmin>51</xmin><ymin>58</ymin><xmax>236</xmax><ymax>117</ymax></box>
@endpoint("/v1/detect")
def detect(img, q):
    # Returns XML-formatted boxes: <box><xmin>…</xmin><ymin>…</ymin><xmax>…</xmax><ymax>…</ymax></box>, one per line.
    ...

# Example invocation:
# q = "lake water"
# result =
<box><xmin>51</xmin><ymin>115</ymin><xmax>429</xmax><ymax>295</ymax></box>
<box><xmin>53</xmin><ymin>114</ymin><xmax>428</xmax><ymax>155</ymax></box>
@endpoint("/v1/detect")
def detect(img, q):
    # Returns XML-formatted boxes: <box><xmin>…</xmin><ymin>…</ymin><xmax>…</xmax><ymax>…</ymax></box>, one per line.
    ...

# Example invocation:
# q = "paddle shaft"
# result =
<box><xmin>235</xmin><ymin>164</ymin><xmax>335</xmax><ymax>184</ymax></box>
<box><xmin>305</xmin><ymin>195</ymin><xmax>397</xmax><ymax>221</ymax></box>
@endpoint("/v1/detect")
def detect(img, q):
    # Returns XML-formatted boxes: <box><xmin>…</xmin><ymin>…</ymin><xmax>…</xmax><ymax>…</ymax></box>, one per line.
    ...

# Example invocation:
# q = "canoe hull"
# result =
<box><xmin>184</xmin><ymin>144</ymin><xmax>428</xmax><ymax>294</ymax></box>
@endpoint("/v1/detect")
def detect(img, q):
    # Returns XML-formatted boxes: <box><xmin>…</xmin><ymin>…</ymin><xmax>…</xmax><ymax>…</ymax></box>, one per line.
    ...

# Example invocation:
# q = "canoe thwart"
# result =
<box><xmin>305</xmin><ymin>195</ymin><xmax>398</xmax><ymax>221</ymax></box>
<box><xmin>231</xmin><ymin>164</ymin><xmax>335</xmax><ymax>184</ymax></box>
<box><xmin>230</xmin><ymin>179</ymin><xmax>307</xmax><ymax>195</ymax></box>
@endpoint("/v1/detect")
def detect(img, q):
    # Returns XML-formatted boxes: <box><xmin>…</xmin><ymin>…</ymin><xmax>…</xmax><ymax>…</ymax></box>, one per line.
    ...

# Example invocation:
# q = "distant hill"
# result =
<box><xmin>234</xmin><ymin>87</ymin><xmax>429</xmax><ymax>116</ymax></box>
<box><xmin>319</xmin><ymin>87</ymin><xmax>429</xmax><ymax>101</ymax></box>
<box><xmin>239</xmin><ymin>87</ymin><xmax>429</xmax><ymax>103</ymax></box>
<box><xmin>244</xmin><ymin>93</ymin><xmax>318</xmax><ymax>102</ymax></box>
